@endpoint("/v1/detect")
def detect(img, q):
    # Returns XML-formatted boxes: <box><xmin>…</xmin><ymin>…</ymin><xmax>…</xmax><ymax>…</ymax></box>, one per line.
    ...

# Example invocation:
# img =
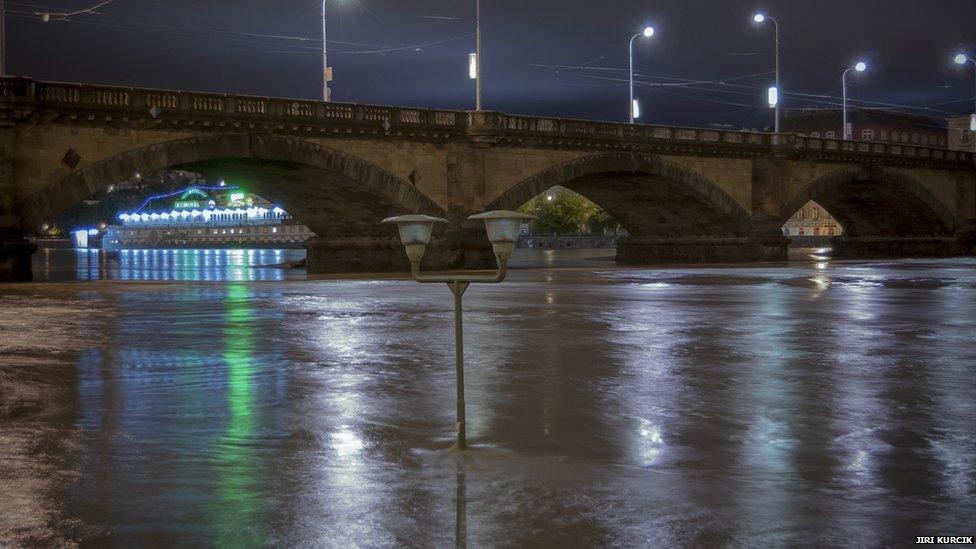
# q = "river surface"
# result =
<box><xmin>1</xmin><ymin>248</ymin><xmax>974</xmax><ymax>546</ymax></box>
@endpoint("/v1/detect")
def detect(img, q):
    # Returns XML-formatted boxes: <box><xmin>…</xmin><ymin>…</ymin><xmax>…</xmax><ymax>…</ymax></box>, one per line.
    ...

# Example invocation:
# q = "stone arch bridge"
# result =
<box><xmin>1</xmin><ymin>77</ymin><xmax>973</xmax><ymax>280</ymax></box>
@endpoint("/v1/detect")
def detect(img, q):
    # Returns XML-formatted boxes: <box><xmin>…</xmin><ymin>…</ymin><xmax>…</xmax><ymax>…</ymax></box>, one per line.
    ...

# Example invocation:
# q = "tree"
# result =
<box><xmin>586</xmin><ymin>209</ymin><xmax>618</xmax><ymax>235</ymax></box>
<box><xmin>519</xmin><ymin>187</ymin><xmax>616</xmax><ymax>235</ymax></box>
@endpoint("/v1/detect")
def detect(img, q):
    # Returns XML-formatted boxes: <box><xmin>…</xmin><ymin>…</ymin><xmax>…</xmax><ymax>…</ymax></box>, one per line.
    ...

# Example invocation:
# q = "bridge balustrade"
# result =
<box><xmin>2</xmin><ymin>77</ymin><xmax>971</xmax><ymax>165</ymax></box>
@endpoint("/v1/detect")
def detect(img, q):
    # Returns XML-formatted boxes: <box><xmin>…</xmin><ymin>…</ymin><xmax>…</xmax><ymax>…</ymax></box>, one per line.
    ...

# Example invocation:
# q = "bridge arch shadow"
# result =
<box><xmin>486</xmin><ymin>153</ymin><xmax>753</xmax><ymax>239</ymax></box>
<box><xmin>25</xmin><ymin>134</ymin><xmax>445</xmax><ymax>238</ymax></box>
<box><xmin>779</xmin><ymin>167</ymin><xmax>955</xmax><ymax>238</ymax></box>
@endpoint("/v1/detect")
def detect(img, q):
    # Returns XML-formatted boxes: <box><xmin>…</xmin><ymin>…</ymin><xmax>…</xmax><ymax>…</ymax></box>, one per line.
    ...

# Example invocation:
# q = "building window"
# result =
<box><xmin>810</xmin><ymin>131</ymin><xmax>820</xmax><ymax>138</ymax></box>
<box><xmin>921</xmin><ymin>135</ymin><xmax>929</xmax><ymax>145</ymax></box>
<box><xmin>825</xmin><ymin>130</ymin><xmax>836</xmax><ymax>139</ymax></box>
<box><xmin>861</xmin><ymin>129</ymin><xmax>874</xmax><ymax>141</ymax></box>
<box><xmin>912</xmin><ymin>133</ymin><xmax>919</xmax><ymax>144</ymax></box>
<box><xmin>813</xmin><ymin>207</ymin><xmax>820</xmax><ymax>220</ymax></box>
<box><xmin>902</xmin><ymin>132</ymin><xmax>908</xmax><ymax>142</ymax></box>
<box><xmin>880</xmin><ymin>129</ymin><xmax>888</xmax><ymax>141</ymax></box>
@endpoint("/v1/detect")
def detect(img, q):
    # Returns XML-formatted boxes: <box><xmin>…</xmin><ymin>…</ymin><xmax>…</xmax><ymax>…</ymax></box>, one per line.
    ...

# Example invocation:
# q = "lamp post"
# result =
<box><xmin>955</xmin><ymin>53</ymin><xmax>976</xmax><ymax>131</ymax></box>
<box><xmin>382</xmin><ymin>210</ymin><xmax>533</xmax><ymax>449</ymax></box>
<box><xmin>474</xmin><ymin>0</ymin><xmax>482</xmax><ymax>111</ymax></box>
<box><xmin>0</xmin><ymin>0</ymin><xmax>5</xmax><ymax>76</ymax></box>
<box><xmin>322</xmin><ymin>0</ymin><xmax>331</xmax><ymax>101</ymax></box>
<box><xmin>842</xmin><ymin>61</ymin><xmax>867</xmax><ymax>140</ymax></box>
<box><xmin>752</xmin><ymin>13</ymin><xmax>780</xmax><ymax>134</ymax></box>
<box><xmin>629</xmin><ymin>26</ymin><xmax>654</xmax><ymax>124</ymax></box>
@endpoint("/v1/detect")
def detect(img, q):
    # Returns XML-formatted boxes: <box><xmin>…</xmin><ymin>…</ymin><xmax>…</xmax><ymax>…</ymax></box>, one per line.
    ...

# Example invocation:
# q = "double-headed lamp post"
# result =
<box><xmin>955</xmin><ymin>53</ymin><xmax>976</xmax><ymax>131</ymax></box>
<box><xmin>842</xmin><ymin>61</ymin><xmax>868</xmax><ymax>140</ymax></box>
<box><xmin>752</xmin><ymin>13</ymin><xmax>780</xmax><ymax>134</ymax></box>
<box><xmin>382</xmin><ymin>210</ymin><xmax>534</xmax><ymax>450</ymax></box>
<box><xmin>629</xmin><ymin>26</ymin><xmax>654</xmax><ymax>124</ymax></box>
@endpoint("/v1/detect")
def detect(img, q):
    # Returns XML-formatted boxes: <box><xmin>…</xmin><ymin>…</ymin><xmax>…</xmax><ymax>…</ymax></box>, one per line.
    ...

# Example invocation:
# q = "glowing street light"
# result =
<box><xmin>752</xmin><ymin>12</ymin><xmax>781</xmax><ymax>133</ymax></box>
<box><xmin>629</xmin><ymin>25</ymin><xmax>655</xmax><ymax>124</ymax></box>
<box><xmin>955</xmin><ymin>53</ymin><xmax>976</xmax><ymax>131</ymax></box>
<box><xmin>382</xmin><ymin>210</ymin><xmax>534</xmax><ymax>449</ymax></box>
<box><xmin>767</xmin><ymin>85</ymin><xmax>779</xmax><ymax>108</ymax></box>
<box><xmin>842</xmin><ymin>61</ymin><xmax>868</xmax><ymax>140</ymax></box>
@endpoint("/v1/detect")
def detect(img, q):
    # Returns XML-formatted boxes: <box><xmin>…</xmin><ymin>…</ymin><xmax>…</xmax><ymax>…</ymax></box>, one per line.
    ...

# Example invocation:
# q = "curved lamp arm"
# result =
<box><xmin>409</xmin><ymin>257</ymin><xmax>508</xmax><ymax>284</ymax></box>
<box><xmin>382</xmin><ymin>210</ymin><xmax>532</xmax><ymax>285</ymax></box>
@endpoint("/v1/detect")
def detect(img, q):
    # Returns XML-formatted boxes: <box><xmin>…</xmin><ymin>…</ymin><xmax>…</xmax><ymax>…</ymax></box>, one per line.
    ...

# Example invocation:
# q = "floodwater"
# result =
<box><xmin>1</xmin><ymin>248</ymin><xmax>974</xmax><ymax>546</ymax></box>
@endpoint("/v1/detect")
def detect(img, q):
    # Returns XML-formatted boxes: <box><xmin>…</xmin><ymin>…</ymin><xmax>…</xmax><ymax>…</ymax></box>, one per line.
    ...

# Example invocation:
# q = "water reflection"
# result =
<box><xmin>33</xmin><ymin>248</ymin><xmax>305</xmax><ymax>282</ymax></box>
<box><xmin>2</xmin><ymin>257</ymin><xmax>975</xmax><ymax>545</ymax></box>
<box><xmin>214</xmin><ymin>284</ymin><xmax>265</xmax><ymax>546</ymax></box>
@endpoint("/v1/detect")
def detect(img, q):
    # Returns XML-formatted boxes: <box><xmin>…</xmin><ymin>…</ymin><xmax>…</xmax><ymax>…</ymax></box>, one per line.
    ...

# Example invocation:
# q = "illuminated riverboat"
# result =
<box><xmin>103</xmin><ymin>184</ymin><xmax>315</xmax><ymax>250</ymax></box>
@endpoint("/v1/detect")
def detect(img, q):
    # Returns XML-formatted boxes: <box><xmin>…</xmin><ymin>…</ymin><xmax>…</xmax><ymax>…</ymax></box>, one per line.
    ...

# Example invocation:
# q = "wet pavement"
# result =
<box><xmin>1</xmin><ymin>249</ymin><xmax>974</xmax><ymax>546</ymax></box>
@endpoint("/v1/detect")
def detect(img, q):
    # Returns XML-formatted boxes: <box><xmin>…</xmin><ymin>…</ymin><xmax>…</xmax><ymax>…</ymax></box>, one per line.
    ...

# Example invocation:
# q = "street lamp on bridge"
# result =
<box><xmin>842</xmin><ymin>61</ymin><xmax>868</xmax><ymax>141</ymax></box>
<box><xmin>955</xmin><ymin>53</ymin><xmax>976</xmax><ymax>131</ymax></box>
<box><xmin>629</xmin><ymin>25</ymin><xmax>655</xmax><ymax>124</ymax></box>
<box><xmin>752</xmin><ymin>13</ymin><xmax>781</xmax><ymax>134</ymax></box>
<box><xmin>382</xmin><ymin>210</ymin><xmax>533</xmax><ymax>450</ymax></box>
<box><xmin>321</xmin><ymin>0</ymin><xmax>333</xmax><ymax>101</ymax></box>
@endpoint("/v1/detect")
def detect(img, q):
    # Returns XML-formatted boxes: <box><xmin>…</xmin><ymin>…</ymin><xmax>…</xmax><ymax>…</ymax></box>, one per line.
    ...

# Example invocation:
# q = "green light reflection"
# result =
<box><xmin>214</xmin><ymin>283</ymin><xmax>266</xmax><ymax>547</ymax></box>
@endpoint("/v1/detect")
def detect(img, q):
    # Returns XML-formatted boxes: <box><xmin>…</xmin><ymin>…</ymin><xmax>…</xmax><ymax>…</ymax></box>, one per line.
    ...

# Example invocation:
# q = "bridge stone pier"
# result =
<box><xmin>1</xmin><ymin>77</ymin><xmax>974</xmax><ymax>280</ymax></box>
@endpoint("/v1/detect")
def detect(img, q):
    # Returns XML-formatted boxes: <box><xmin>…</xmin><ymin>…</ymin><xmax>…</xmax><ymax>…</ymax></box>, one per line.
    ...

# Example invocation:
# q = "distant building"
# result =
<box><xmin>782</xmin><ymin>200</ymin><xmax>843</xmax><ymax>237</ymax></box>
<box><xmin>781</xmin><ymin>109</ymin><xmax>947</xmax><ymax>148</ymax></box>
<box><xmin>947</xmin><ymin>115</ymin><xmax>975</xmax><ymax>153</ymax></box>
<box><xmin>104</xmin><ymin>184</ymin><xmax>315</xmax><ymax>249</ymax></box>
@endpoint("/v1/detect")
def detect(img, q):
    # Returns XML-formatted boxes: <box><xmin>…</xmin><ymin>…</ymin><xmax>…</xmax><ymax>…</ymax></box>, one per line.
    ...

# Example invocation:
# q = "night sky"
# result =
<box><xmin>7</xmin><ymin>0</ymin><xmax>976</xmax><ymax>127</ymax></box>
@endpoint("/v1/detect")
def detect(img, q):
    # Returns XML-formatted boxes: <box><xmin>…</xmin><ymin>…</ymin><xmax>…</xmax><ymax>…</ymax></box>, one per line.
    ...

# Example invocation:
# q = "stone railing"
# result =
<box><xmin>2</xmin><ymin>77</ymin><xmax>466</xmax><ymax>133</ymax></box>
<box><xmin>2</xmin><ymin>77</ymin><xmax>972</xmax><ymax>164</ymax></box>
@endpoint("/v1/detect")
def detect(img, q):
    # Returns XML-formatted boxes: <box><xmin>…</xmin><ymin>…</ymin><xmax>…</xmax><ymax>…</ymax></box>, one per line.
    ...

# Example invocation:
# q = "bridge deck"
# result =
<box><xmin>1</xmin><ymin>76</ymin><xmax>971</xmax><ymax>167</ymax></box>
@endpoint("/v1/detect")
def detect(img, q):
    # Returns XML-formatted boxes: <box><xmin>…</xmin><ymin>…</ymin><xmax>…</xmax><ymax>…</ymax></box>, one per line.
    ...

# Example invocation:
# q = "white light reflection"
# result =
<box><xmin>332</xmin><ymin>425</ymin><xmax>365</xmax><ymax>458</ymax></box>
<box><xmin>636</xmin><ymin>417</ymin><xmax>665</xmax><ymax>466</ymax></box>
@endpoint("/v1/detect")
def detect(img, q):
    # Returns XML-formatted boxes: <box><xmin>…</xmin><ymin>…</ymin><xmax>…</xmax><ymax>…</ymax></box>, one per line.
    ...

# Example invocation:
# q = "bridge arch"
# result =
<box><xmin>24</xmin><ymin>133</ymin><xmax>445</xmax><ymax>237</ymax></box>
<box><xmin>486</xmin><ymin>152</ymin><xmax>752</xmax><ymax>238</ymax></box>
<box><xmin>779</xmin><ymin>167</ymin><xmax>955</xmax><ymax>237</ymax></box>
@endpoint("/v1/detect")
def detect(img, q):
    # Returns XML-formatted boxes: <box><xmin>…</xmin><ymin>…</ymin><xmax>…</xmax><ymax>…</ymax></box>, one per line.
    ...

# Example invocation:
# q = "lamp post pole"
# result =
<box><xmin>322</xmin><ymin>0</ymin><xmax>330</xmax><ymax>101</ymax></box>
<box><xmin>773</xmin><ymin>17</ymin><xmax>780</xmax><ymax>134</ymax></box>
<box><xmin>628</xmin><ymin>26</ymin><xmax>654</xmax><ymax>124</ymax></box>
<box><xmin>382</xmin><ymin>211</ymin><xmax>533</xmax><ymax>450</ymax></box>
<box><xmin>752</xmin><ymin>14</ymin><xmax>780</xmax><ymax>134</ymax></box>
<box><xmin>1</xmin><ymin>0</ymin><xmax>6</xmax><ymax>76</ymax></box>
<box><xmin>957</xmin><ymin>55</ymin><xmax>976</xmax><ymax>118</ymax></box>
<box><xmin>842</xmin><ymin>62</ymin><xmax>867</xmax><ymax>140</ymax></box>
<box><xmin>475</xmin><ymin>0</ymin><xmax>481</xmax><ymax>111</ymax></box>
<box><xmin>450</xmin><ymin>280</ymin><xmax>469</xmax><ymax>445</ymax></box>
<box><xmin>628</xmin><ymin>33</ymin><xmax>637</xmax><ymax>124</ymax></box>
<box><xmin>842</xmin><ymin>68</ymin><xmax>850</xmax><ymax>140</ymax></box>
